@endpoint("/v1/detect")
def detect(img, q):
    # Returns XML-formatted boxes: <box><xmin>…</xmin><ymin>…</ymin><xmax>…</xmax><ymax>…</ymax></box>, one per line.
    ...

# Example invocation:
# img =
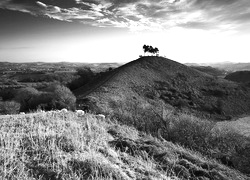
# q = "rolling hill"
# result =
<box><xmin>190</xmin><ymin>66</ymin><xmax>227</xmax><ymax>77</ymax></box>
<box><xmin>225</xmin><ymin>71</ymin><xmax>250</xmax><ymax>84</ymax></box>
<box><xmin>75</xmin><ymin>56</ymin><xmax>250</xmax><ymax>122</ymax></box>
<box><xmin>186</xmin><ymin>62</ymin><xmax>250</xmax><ymax>72</ymax></box>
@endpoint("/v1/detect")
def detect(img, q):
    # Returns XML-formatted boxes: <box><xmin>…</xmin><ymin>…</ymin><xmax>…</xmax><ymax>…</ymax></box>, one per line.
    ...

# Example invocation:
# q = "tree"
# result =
<box><xmin>68</xmin><ymin>67</ymin><xmax>95</xmax><ymax>90</ymax></box>
<box><xmin>143</xmin><ymin>45</ymin><xmax>159</xmax><ymax>56</ymax></box>
<box><xmin>15</xmin><ymin>87</ymin><xmax>40</xmax><ymax>112</ymax></box>
<box><xmin>143</xmin><ymin>45</ymin><xmax>150</xmax><ymax>56</ymax></box>
<box><xmin>49</xmin><ymin>84</ymin><xmax>76</xmax><ymax>110</ymax></box>
<box><xmin>0</xmin><ymin>101</ymin><xmax>20</xmax><ymax>114</ymax></box>
<box><xmin>153</xmin><ymin>47</ymin><xmax>159</xmax><ymax>56</ymax></box>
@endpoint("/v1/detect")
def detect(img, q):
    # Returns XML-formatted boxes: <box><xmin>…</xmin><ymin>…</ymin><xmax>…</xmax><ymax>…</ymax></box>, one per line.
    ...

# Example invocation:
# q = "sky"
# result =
<box><xmin>0</xmin><ymin>0</ymin><xmax>250</xmax><ymax>64</ymax></box>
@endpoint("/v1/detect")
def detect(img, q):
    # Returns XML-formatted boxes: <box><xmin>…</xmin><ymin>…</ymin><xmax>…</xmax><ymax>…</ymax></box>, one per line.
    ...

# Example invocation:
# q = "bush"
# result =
<box><xmin>15</xmin><ymin>85</ymin><xmax>76</xmax><ymax>112</ymax></box>
<box><xmin>166</xmin><ymin>114</ymin><xmax>214</xmax><ymax>152</ymax></box>
<box><xmin>0</xmin><ymin>101</ymin><xmax>20</xmax><ymax>114</ymax></box>
<box><xmin>68</xmin><ymin>67</ymin><xmax>95</xmax><ymax>90</ymax></box>
<box><xmin>47</xmin><ymin>84</ymin><xmax>76</xmax><ymax>110</ymax></box>
<box><xmin>14</xmin><ymin>87</ymin><xmax>40</xmax><ymax>112</ymax></box>
<box><xmin>0</xmin><ymin>88</ymin><xmax>16</xmax><ymax>101</ymax></box>
<box><xmin>29</xmin><ymin>92</ymin><xmax>54</xmax><ymax>110</ymax></box>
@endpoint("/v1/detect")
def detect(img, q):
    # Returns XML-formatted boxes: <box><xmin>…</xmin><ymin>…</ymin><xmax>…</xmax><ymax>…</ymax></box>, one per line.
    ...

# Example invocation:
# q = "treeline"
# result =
<box><xmin>0</xmin><ymin>66</ymin><xmax>113</xmax><ymax>114</ymax></box>
<box><xmin>18</xmin><ymin>73</ymin><xmax>75</xmax><ymax>85</ymax></box>
<box><xmin>0</xmin><ymin>84</ymin><xmax>76</xmax><ymax>114</ymax></box>
<box><xmin>68</xmin><ymin>66</ymin><xmax>114</xmax><ymax>90</ymax></box>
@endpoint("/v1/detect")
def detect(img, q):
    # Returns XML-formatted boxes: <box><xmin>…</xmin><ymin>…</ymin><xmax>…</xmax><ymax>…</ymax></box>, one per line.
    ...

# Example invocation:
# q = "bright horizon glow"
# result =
<box><xmin>1</xmin><ymin>29</ymin><xmax>249</xmax><ymax>64</ymax></box>
<box><xmin>0</xmin><ymin>0</ymin><xmax>250</xmax><ymax>64</ymax></box>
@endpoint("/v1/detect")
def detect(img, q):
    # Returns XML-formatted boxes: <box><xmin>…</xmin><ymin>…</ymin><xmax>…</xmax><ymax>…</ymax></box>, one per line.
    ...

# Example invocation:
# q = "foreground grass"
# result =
<box><xmin>0</xmin><ymin>111</ymin><xmax>249</xmax><ymax>180</ymax></box>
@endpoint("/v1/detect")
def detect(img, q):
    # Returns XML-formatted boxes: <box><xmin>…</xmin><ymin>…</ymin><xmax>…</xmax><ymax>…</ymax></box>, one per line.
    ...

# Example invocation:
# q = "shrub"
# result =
<box><xmin>14</xmin><ymin>87</ymin><xmax>40</xmax><ymax>112</ymax></box>
<box><xmin>48</xmin><ymin>84</ymin><xmax>76</xmax><ymax>110</ymax></box>
<box><xmin>0</xmin><ymin>88</ymin><xmax>16</xmax><ymax>101</ymax></box>
<box><xmin>68</xmin><ymin>67</ymin><xmax>95</xmax><ymax>90</ymax></box>
<box><xmin>166</xmin><ymin>114</ymin><xmax>214</xmax><ymax>152</ymax></box>
<box><xmin>29</xmin><ymin>92</ymin><xmax>54</xmax><ymax>110</ymax></box>
<box><xmin>14</xmin><ymin>85</ymin><xmax>76</xmax><ymax>112</ymax></box>
<box><xmin>0</xmin><ymin>101</ymin><xmax>20</xmax><ymax>114</ymax></box>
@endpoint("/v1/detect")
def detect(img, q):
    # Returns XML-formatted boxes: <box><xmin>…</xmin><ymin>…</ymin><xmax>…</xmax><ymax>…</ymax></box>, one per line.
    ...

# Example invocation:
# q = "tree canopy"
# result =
<box><xmin>143</xmin><ymin>45</ymin><xmax>159</xmax><ymax>56</ymax></box>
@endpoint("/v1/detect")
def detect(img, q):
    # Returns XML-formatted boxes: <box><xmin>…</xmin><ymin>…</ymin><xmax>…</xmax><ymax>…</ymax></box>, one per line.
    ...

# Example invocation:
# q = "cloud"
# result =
<box><xmin>0</xmin><ymin>0</ymin><xmax>250</xmax><ymax>32</ymax></box>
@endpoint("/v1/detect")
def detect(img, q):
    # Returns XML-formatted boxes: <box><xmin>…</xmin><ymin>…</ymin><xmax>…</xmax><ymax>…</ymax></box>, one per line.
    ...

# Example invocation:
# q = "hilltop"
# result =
<box><xmin>75</xmin><ymin>56</ymin><xmax>250</xmax><ymax>121</ymax></box>
<box><xmin>0</xmin><ymin>111</ymin><xmax>249</xmax><ymax>180</ymax></box>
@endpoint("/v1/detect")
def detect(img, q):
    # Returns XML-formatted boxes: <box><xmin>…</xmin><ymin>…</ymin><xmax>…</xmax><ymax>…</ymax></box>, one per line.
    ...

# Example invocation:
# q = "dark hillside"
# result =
<box><xmin>75</xmin><ymin>56</ymin><xmax>250</xmax><ymax>121</ymax></box>
<box><xmin>225</xmin><ymin>71</ymin><xmax>250</xmax><ymax>84</ymax></box>
<box><xmin>190</xmin><ymin>66</ymin><xmax>227</xmax><ymax>77</ymax></box>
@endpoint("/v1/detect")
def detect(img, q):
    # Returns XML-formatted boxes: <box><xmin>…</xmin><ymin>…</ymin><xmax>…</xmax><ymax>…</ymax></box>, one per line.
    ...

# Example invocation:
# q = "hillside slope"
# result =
<box><xmin>225</xmin><ymin>71</ymin><xmax>250</xmax><ymax>84</ymax></box>
<box><xmin>0</xmin><ymin>111</ymin><xmax>249</xmax><ymax>180</ymax></box>
<box><xmin>75</xmin><ymin>56</ymin><xmax>250</xmax><ymax>121</ymax></box>
<box><xmin>190</xmin><ymin>66</ymin><xmax>227</xmax><ymax>77</ymax></box>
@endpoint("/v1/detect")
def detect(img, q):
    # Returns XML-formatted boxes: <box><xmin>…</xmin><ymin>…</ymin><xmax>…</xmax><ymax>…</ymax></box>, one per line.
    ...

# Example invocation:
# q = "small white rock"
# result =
<box><xmin>61</xmin><ymin>108</ymin><xmax>68</xmax><ymax>113</ymax></box>
<box><xmin>75</xmin><ymin>110</ymin><xmax>85</xmax><ymax>116</ymax></box>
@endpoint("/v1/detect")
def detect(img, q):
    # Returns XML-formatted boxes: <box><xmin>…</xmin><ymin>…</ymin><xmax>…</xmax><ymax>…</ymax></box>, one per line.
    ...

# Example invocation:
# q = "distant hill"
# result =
<box><xmin>190</xmin><ymin>66</ymin><xmax>227</xmax><ymax>77</ymax></box>
<box><xmin>75</xmin><ymin>56</ymin><xmax>250</xmax><ymax>121</ymax></box>
<box><xmin>212</xmin><ymin>63</ymin><xmax>250</xmax><ymax>72</ymax></box>
<box><xmin>225</xmin><ymin>71</ymin><xmax>250</xmax><ymax>85</ymax></box>
<box><xmin>186</xmin><ymin>62</ymin><xmax>250</xmax><ymax>72</ymax></box>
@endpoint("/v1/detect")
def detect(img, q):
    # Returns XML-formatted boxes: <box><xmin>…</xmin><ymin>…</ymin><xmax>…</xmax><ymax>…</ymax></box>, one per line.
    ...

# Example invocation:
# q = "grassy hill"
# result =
<box><xmin>0</xmin><ymin>111</ymin><xmax>249</xmax><ymax>180</ymax></box>
<box><xmin>75</xmin><ymin>56</ymin><xmax>250</xmax><ymax>121</ymax></box>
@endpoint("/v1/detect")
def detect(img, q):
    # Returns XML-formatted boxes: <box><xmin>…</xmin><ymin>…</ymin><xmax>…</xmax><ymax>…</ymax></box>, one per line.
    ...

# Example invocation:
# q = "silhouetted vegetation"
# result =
<box><xmin>0</xmin><ymin>88</ymin><xmax>16</xmax><ymax>101</ymax></box>
<box><xmin>143</xmin><ymin>45</ymin><xmax>159</xmax><ymax>56</ymax></box>
<box><xmin>225</xmin><ymin>71</ymin><xmax>250</xmax><ymax>84</ymax></box>
<box><xmin>68</xmin><ymin>67</ymin><xmax>95</xmax><ymax>90</ymax></box>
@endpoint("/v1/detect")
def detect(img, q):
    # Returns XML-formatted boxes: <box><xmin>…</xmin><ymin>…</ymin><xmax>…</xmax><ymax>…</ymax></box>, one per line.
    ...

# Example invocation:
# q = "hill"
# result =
<box><xmin>0</xmin><ymin>111</ymin><xmax>249</xmax><ymax>180</ymax></box>
<box><xmin>189</xmin><ymin>66</ymin><xmax>227</xmax><ymax>77</ymax></box>
<box><xmin>212</xmin><ymin>63</ymin><xmax>250</xmax><ymax>72</ymax></box>
<box><xmin>75</xmin><ymin>56</ymin><xmax>250</xmax><ymax>121</ymax></box>
<box><xmin>225</xmin><ymin>71</ymin><xmax>250</xmax><ymax>85</ymax></box>
<box><xmin>186</xmin><ymin>62</ymin><xmax>250</xmax><ymax>72</ymax></box>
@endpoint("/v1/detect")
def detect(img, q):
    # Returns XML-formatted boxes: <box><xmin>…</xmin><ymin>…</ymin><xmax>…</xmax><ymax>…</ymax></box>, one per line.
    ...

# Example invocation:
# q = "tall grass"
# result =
<box><xmin>108</xmin><ymin>99</ymin><xmax>250</xmax><ymax>175</ymax></box>
<box><xmin>0</xmin><ymin>111</ymin><xmax>175</xmax><ymax>180</ymax></box>
<box><xmin>0</xmin><ymin>109</ymin><xmax>249</xmax><ymax>179</ymax></box>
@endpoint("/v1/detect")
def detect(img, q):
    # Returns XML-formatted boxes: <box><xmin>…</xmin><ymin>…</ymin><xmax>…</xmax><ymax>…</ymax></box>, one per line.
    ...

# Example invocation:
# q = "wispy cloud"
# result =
<box><xmin>0</xmin><ymin>0</ymin><xmax>250</xmax><ymax>32</ymax></box>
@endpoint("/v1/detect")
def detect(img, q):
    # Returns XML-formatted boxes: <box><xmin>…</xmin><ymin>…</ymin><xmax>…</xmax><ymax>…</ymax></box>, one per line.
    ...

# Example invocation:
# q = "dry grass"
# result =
<box><xmin>0</xmin><ymin>111</ymin><xmax>249</xmax><ymax>180</ymax></box>
<box><xmin>0</xmin><ymin>111</ymin><xmax>173</xmax><ymax>180</ymax></box>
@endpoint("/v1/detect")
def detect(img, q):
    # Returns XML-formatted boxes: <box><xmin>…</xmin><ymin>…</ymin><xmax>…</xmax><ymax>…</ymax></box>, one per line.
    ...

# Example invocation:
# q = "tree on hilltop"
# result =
<box><xmin>143</xmin><ymin>45</ymin><xmax>149</xmax><ymax>56</ymax></box>
<box><xmin>143</xmin><ymin>45</ymin><xmax>159</xmax><ymax>56</ymax></box>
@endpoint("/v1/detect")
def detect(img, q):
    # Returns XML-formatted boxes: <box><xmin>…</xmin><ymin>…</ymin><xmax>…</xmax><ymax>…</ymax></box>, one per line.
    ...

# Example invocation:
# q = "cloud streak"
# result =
<box><xmin>0</xmin><ymin>0</ymin><xmax>250</xmax><ymax>32</ymax></box>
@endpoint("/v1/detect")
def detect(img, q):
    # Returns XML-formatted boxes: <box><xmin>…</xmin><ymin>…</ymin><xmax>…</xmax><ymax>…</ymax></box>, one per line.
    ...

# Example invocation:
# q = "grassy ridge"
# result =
<box><xmin>0</xmin><ymin>111</ymin><xmax>249</xmax><ymax>180</ymax></box>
